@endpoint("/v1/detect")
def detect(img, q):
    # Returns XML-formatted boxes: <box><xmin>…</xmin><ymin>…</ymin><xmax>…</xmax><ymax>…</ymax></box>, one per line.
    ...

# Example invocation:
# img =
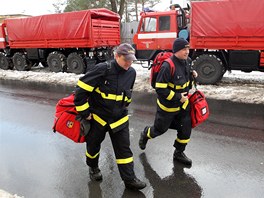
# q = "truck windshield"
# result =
<box><xmin>140</xmin><ymin>17</ymin><xmax>157</xmax><ymax>32</ymax></box>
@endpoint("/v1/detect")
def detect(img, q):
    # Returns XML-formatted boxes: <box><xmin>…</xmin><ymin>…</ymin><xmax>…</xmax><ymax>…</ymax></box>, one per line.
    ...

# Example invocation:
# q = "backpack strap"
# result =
<box><xmin>165</xmin><ymin>58</ymin><xmax>175</xmax><ymax>77</ymax></box>
<box><xmin>105</xmin><ymin>61</ymin><xmax>112</xmax><ymax>75</ymax></box>
<box><xmin>106</xmin><ymin>61</ymin><xmax>112</xmax><ymax>69</ymax></box>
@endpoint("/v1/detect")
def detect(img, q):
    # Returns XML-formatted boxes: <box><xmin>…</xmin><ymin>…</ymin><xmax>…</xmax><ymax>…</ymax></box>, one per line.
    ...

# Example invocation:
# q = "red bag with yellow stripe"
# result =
<box><xmin>52</xmin><ymin>93</ymin><xmax>86</xmax><ymax>143</ymax></box>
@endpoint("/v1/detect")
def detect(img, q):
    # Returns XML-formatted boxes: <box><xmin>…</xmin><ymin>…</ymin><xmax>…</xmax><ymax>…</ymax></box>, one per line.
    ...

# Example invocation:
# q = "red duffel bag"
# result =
<box><xmin>189</xmin><ymin>90</ymin><xmax>209</xmax><ymax>128</ymax></box>
<box><xmin>52</xmin><ymin>93</ymin><xmax>86</xmax><ymax>143</ymax></box>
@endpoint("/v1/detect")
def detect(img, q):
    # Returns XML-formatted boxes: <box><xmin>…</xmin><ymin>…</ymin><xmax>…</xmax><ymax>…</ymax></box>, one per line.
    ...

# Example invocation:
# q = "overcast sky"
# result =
<box><xmin>0</xmin><ymin>0</ymin><xmax>59</xmax><ymax>16</ymax></box>
<box><xmin>0</xmin><ymin>0</ymin><xmax>190</xmax><ymax>16</ymax></box>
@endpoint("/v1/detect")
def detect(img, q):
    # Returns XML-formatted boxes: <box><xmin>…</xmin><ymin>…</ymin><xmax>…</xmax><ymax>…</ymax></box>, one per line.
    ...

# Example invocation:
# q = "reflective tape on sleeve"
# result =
<box><xmin>77</xmin><ymin>80</ymin><xmax>94</xmax><ymax>92</ymax></box>
<box><xmin>76</xmin><ymin>102</ymin><xmax>89</xmax><ymax>111</ymax></box>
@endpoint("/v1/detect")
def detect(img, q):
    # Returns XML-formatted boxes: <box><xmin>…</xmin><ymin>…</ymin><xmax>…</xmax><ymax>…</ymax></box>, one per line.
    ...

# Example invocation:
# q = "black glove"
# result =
<box><xmin>76</xmin><ymin>115</ymin><xmax>91</xmax><ymax>136</ymax></box>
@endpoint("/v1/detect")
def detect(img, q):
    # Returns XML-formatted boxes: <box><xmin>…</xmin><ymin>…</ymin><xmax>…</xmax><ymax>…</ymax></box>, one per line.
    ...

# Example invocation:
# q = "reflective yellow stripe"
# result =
<box><xmin>157</xmin><ymin>99</ymin><xmax>180</xmax><ymax>112</ymax></box>
<box><xmin>168</xmin><ymin>82</ymin><xmax>174</xmax><ymax>88</ymax></box>
<box><xmin>76</xmin><ymin>102</ymin><xmax>89</xmax><ymax>111</ymax></box>
<box><xmin>166</xmin><ymin>90</ymin><xmax>175</xmax><ymax>100</ymax></box>
<box><xmin>116</xmin><ymin>157</ymin><xmax>133</xmax><ymax>164</ymax></box>
<box><xmin>110</xmin><ymin>115</ymin><xmax>129</xmax><ymax>129</ymax></box>
<box><xmin>155</xmin><ymin>82</ymin><xmax>168</xmax><ymax>88</ymax></box>
<box><xmin>77</xmin><ymin>80</ymin><xmax>94</xmax><ymax>92</ymax></box>
<box><xmin>176</xmin><ymin>138</ymin><xmax>190</xmax><ymax>144</ymax></box>
<box><xmin>147</xmin><ymin>127</ymin><xmax>152</xmax><ymax>139</ymax></box>
<box><xmin>176</xmin><ymin>81</ymin><xmax>189</xmax><ymax>90</ymax></box>
<box><xmin>93</xmin><ymin>114</ymin><xmax>107</xmax><ymax>126</ymax></box>
<box><xmin>95</xmin><ymin>88</ymin><xmax>129</xmax><ymax>101</ymax></box>
<box><xmin>182</xmin><ymin>99</ymin><xmax>189</xmax><ymax>110</ymax></box>
<box><xmin>168</xmin><ymin>81</ymin><xmax>190</xmax><ymax>90</ymax></box>
<box><xmin>86</xmin><ymin>151</ymin><xmax>100</xmax><ymax>159</ymax></box>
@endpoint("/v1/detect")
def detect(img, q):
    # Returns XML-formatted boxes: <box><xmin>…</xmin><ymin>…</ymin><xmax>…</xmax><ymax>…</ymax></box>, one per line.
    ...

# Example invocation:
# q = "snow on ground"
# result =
<box><xmin>0</xmin><ymin>62</ymin><xmax>264</xmax><ymax>104</ymax></box>
<box><xmin>0</xmin><ymin>189</ymin><xmax>24</xmax><ymax>198</ymax></box>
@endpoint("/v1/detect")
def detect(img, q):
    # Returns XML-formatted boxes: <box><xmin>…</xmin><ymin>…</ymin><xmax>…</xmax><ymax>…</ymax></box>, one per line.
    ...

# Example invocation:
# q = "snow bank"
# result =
<box><xmin>0</xmin><ymin>62</ymin><xmax>264</xmax><ymax>104</ymax></box>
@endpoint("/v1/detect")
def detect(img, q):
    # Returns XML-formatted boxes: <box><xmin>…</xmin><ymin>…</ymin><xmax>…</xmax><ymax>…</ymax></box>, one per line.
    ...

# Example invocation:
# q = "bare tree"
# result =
<box><xmin>52</xmin><ymin>0</ymin><xmax>67</xmax><ymax>13</ymax></box>
<box><xmin>56</xmin><ymin>0</ymin><xmax>160</xmax><ymax>22</ymax></box>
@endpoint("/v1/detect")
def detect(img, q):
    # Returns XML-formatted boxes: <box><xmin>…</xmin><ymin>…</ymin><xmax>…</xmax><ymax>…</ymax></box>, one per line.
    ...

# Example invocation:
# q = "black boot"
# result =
<box><xmin>139</xmin><ymin>127</ymin><xmax>149</xmax><ymax>150</ymax></box>
<box><xmin>89</xmin><ymin>167</ymin><xmax>102</xmax><ymax>181</ymax></box>
<box><xmin>173</xmin><ymin>150</ymin><xmax>192</xmax><ymax>166</ymax></box>
<box><xmin>124</xmin><ymin>177</ymin><xmax>146</xmax><ymax>190</ymax></box>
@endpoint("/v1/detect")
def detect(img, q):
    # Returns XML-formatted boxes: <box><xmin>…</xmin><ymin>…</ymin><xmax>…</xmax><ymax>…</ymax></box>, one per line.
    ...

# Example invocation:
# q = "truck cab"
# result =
<box><xmin>133</xmin><ymin>0</ymin><xmax>264</xmax><ymax>85</ymax></box>
<box><xmin>133</xmin><ymin>5</ymin><xmax>188</xmax><ymax>62</ymax></box>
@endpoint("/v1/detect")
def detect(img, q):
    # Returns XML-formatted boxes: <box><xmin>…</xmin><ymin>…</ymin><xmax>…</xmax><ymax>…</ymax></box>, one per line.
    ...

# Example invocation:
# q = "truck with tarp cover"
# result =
<box><xmin>133</xmin><ymin>0</ymin><xmax>264</xmax><ymax>84</ymax></box>
<box><xmin>0</xmin><ymin>8</ymin><xmax>120</xmax><ymax>74</ymax></box>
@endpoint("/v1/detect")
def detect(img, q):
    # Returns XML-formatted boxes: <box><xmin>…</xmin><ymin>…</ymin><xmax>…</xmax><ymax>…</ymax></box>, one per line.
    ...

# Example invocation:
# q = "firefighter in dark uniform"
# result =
<box><xmin>74</xmin><ymin>43</ymin><xmax>146</xmax><ymax>190</ymax></box>
<box><xmin>139</xmin><ymin>38</ymin><xmax>198</xmax><ymax>166</ymax></box>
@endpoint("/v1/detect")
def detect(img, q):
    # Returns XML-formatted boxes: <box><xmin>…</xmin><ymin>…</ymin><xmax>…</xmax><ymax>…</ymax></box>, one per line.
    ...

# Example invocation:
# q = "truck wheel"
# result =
<box><xmin>67</xmin><ymin>52</ymin><xmax>85</xmax><ymax>74</ymax></box>
<box><xmin>47</xmin><ymin>51</ymin><xmax>66</xmax><ymax>73</ymax></box>
<box><xmin>0</xmin><ymin>52</ymin><xmax>13</xmax><ymax>70</ymax></box>
<box><xmin>12</xmin><ymin>52</ymin><xmax>31</xmax><ymax>71</ymax></box>
<box><xmin>192</xmin><ymin>54</ymin><xmax>224</xmax><ymax>84</ymax></box>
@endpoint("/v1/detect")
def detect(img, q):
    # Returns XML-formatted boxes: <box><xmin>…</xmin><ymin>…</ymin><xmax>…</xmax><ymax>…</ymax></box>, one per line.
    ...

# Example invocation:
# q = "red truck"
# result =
<box><xmin>0</xmin><ymin>8</ymin><xmax>120</xmax><ymax>74</ymax></box>
<box><xmin>133</xmin><ymin>0</ymin><xmax>264</xmax><ymax>84</ymax></box>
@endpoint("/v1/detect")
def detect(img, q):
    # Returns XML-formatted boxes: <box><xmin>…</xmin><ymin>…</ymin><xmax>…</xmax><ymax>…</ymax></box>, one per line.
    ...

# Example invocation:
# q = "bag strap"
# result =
<box><xmin>105</xmin><ymin>61</ymin><xmax>112</xmax><ymax>76</ymax></box>
<box><xmin>165</xmin><ymin>58</ymin><xmax>175</xmax><ymax>77</ymax></box>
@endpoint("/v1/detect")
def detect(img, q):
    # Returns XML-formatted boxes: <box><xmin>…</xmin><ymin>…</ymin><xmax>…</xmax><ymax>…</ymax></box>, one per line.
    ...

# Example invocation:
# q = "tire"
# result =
<box><xmin>67</xmin><ymin>52</ymin><xmax>85</xmax><ymax>74</ymax></box>
<box><xmin>12</xmin><ymin>52</ymin><xmax>31</xmax><ymax>71</ymax></box>
<box><xmin>192</xmin><ymin>54</ymin><xmax>224</xmax><ymax>84</ymax></box>
<box><xmin>47</xmin><ymin>51</ymin><xmax>66</xmax><ymax>73</ymax></box>
<box><xmin>0</xmin><ymin>52</ymin><xmax>13</xmax><ymax>70</ymax></box>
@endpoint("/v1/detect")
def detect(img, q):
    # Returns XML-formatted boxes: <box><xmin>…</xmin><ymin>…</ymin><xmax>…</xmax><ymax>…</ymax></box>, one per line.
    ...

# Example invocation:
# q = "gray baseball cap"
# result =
<box><xmin>115</xmin><ymin>43</ymin><xmax>137</xmax><ymax>61</ymax></box>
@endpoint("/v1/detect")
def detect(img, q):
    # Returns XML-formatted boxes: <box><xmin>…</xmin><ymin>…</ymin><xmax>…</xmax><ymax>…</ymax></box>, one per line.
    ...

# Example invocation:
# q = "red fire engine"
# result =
<box><xmin>0</xmin><ymin>8</ymin><xmax>120</xmax><ymax>74</ymax></box>
<box><xmin>133</xmin><ymin>0</ymin><xmax>264</xmax><ymax>84</ymax></box>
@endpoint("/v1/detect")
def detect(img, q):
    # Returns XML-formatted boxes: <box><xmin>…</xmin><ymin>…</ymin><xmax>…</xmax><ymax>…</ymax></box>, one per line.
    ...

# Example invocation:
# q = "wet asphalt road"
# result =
<box><xmin>0</xmin><ymin>80</ymin><xmax>264</xmax><ymax>198</ymax></box>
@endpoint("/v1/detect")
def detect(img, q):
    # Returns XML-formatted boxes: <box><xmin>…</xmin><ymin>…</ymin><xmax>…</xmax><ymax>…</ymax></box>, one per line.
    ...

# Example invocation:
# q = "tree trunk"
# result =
<box><xmin>118</xmin><ymin>0</ymin><xmax>126</xmax><ymax>21</ymax></box>
<box><xmin>135</xmin><ymin>0</ymin><xmax>138</xmax><ymax>21</ymax></box>
<box><xmin>110</xmin><ymin>0</ymin><xmax>117</xmax><ymax>13</ymax></box>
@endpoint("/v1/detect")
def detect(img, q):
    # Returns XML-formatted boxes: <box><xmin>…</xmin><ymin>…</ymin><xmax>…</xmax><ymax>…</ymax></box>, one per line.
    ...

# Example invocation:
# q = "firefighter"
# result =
<box><xmin>74</xmin><ymin>43</ymin><xmax>146</xmax><ymax>190</ymax></box>
<box><xmin>170</xmin><ymin>4</ymin><xmax>176</xmax><ymax>10</ymax></box>
<box><xmin>139</xmin><ymin>38</ymin><xmax>198</xmax><ymax>166</ymax></box>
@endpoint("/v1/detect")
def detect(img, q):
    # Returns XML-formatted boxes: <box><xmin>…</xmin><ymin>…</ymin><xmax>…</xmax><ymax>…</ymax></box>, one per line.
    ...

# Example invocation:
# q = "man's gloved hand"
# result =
<box><xmin>80</xmin><ymin>119</ymin><xmax>91</xmax><ymax>136</ymax></box>
<box><xmin>76</xmin><ymin>114</ymin><xmax>91</xmax><ymax>136</ymax></box>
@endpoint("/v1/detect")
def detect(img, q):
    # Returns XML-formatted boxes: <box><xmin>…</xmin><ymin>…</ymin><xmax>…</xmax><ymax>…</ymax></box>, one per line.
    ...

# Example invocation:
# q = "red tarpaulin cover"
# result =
<box><xmin>190</xmin><ymin>0</ymin><xmax>264</xmax><ymax>50</ymax></box>
<box><xmin>191</xmin><ymin>0</ymin><xmax>264</xmax><ymax>37</ymax></box>
<box><xmin>5</xmin><ymin>8</ymin><xmax>119</xmax><ymax>42</ymax></box>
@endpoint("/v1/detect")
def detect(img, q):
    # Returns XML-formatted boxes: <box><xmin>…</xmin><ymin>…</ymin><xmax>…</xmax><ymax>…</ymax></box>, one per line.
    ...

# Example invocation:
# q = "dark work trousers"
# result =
<box><xmin>85</xmin><ymin>119</ymin><xmax>135</xmax><ymax>181</ymax></box>
<box><xmin>149</xmin><ymin>107</ymin><xmax>192</xmax><ymax>152</ymax></box>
